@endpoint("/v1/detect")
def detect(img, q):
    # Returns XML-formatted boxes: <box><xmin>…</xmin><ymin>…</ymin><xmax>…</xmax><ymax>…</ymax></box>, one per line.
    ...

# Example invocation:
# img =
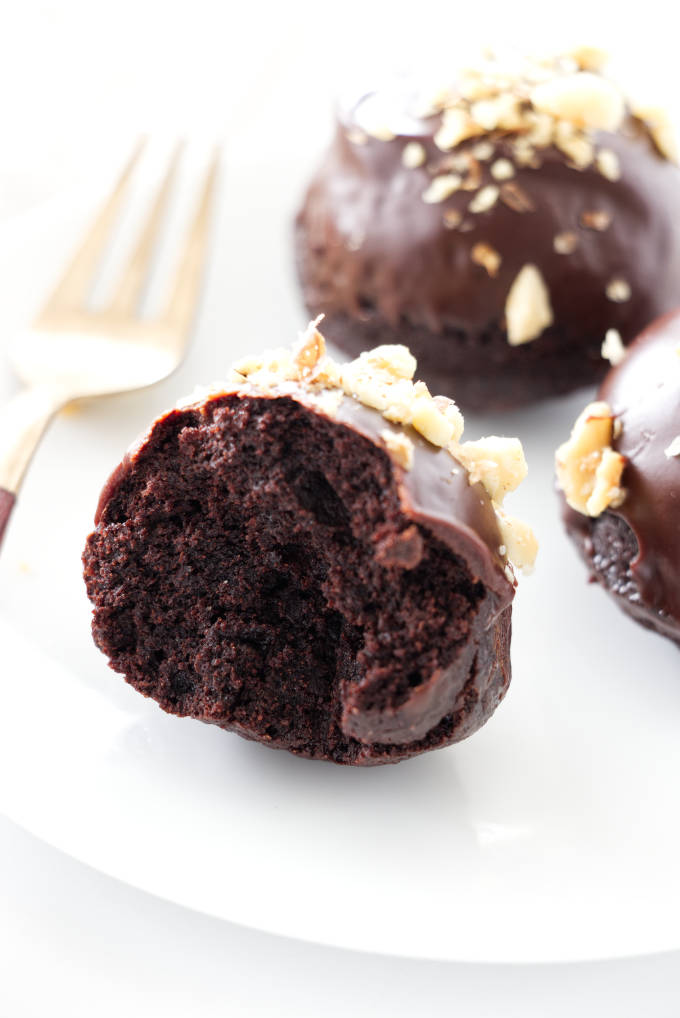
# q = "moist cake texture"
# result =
<box><xmin>84</xmin><ymin>323</ymin><xmax>535</xmax><ymax>764</ymax></box>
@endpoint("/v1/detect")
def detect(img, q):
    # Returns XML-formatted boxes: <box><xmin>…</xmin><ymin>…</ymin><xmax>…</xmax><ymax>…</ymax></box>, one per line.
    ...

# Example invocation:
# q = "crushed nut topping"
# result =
<box><xmin>472</xmin><ymin>140</ymin><xmax>495</xmax><ymax>160</ymax></box>
<box><xmin>402</xmin><ymin>141</ymin><xmax>427</xmax><ymax>168</ymax></box>
<box><xmin>554</xmin><ymin>231</ymin><xmax>579</xmax><ymax>254</ymax></box>
<box><xmin>380</xmin><ymin>49</ymin><xmax>676</xmax><ymax>227</ymax></box>
<box><xmin>434</xmin><ymin>108</ymin><xmax>483</xmax><ymax>151</ymax></box>
<box><xmin>455</xmin><ymin>436</ymin><xmax>527</xmax><ymax>503</ymax></box>
<box><xmin>633</xmin><ymin>105</ymin><xmax>679</xmax><ymax>163</ymax></box>
<box><xmin>505</xmin><ymin>264</ymin><xmax>554</xmax><ymax>345</ymax></box>
<box><xmin>422</xmin><ymin>173</ymin><xmax>462</xmax><ymax>203</ymax></box>
<box><xmin>380</xmin><ymin>429</ymin><xmax>414</xmax><ymax>469</ymax></box>
<box><xmin>606</xmin><ymin>278</ymin><xmax>632</xmax><ymax>303</ymax></box>
<box><xmin>601</xmin><ymin>328</ymin><xmax>626</xmax><ymax>366</ymax></box>
<box><xmin>469</xmin><ymin>184</ymin><xmax>499</xmax><ymax>213</ymax></box>
<box><xmin>555</xmin><ymin>401</ymin><xmax>626</xmax><ymax>515</ymax></box>
<box><xmin>490</xmin><ymin>158</ymin><xmax>515</xmax><ymax>180</ymax></box>
<box><xmin>569</xmin><ymin>45</ymin><xmax>608</xmax><ymax>72</ymax></box>
<box><xmin>531</xmin><ymin>72</ymin><xmax>625</xmax><ymax>131</ymax></box>
<box><xmin>580</xmin><ymin>209</ymin><xmax>612</xmax><ymax>231</ymax></box>
<box><xmin>493</xmin><ymin>508</ymin><xmax>538</xmax><ymax>576</ymax></box>
<box><xmin>225</xmin><ymin>319</ymin><xmax>535</xmax><ymax>572</ymax></box>
<box><xmin>471</xmin><ymin>242</ymin><xmax>502</xmax><ymax>277</ymax></box>
<box><xmin>595</xmin><ymin>148</ymin><xmax>621</xmax><ymax>181</ymax></box>
<box><xmin>499</xmin><ymin>181</ymin><xmax>534</xmax><ymax>213</ymax></box>
<box><xmin>442</xmin><ymin>207</ymin><xmax>463</xmax><ymax>229</ymax></box>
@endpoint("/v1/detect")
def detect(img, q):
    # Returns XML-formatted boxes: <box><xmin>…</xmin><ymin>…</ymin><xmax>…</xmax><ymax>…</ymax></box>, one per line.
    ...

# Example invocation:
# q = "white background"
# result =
<box><xmin>2</xmin><ymin>1</ymin><xmax>680</xmax><ymax>1014</ymax></box>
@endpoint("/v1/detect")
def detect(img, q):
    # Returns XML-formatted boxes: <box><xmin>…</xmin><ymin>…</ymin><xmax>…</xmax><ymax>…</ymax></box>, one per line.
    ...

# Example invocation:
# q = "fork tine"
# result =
<box><xmin>107</xmin><ymin>142</ymin><xmax>184</xmax><ymax>316</ymax></box>
<box><xmin>160</xmin><ymin>148</ymin><xmax>220</xmax><ymax>340</ymax></box>
<box><xmin>38</xmin><ymin>138</ymin><xmax>147</xmax><ymax>318</ymax></box>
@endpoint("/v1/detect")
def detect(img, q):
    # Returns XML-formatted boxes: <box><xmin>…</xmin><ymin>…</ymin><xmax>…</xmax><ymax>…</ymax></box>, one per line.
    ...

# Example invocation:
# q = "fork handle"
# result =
<box><xmin>0</xmin><ymin>384</ymin><xmax>66</xmax><ymax>551</ymax></box>
<box><xmin>0</xmin><ymin>488</ymin><xmax>15</xmax><ymax>547</ymax></box>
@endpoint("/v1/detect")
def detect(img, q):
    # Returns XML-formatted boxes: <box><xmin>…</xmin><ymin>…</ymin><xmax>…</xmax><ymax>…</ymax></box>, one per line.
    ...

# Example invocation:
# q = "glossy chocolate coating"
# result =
<box><xmin>563</xmin><ymin>310</ymin><xmax>680</xmax><ymax>640</ymax></box>
<box><xmin>296</xmin><ymin>87</ymin><xmax>680</xmax><ymax>407</ymax></box>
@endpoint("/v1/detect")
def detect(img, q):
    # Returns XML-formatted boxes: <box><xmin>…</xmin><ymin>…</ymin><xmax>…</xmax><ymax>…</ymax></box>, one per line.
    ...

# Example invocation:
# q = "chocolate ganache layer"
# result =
<box><xmin>296</xmin><ymin>50</ymin><xmax>680</xmax><ymax>410</ymax></box>
<box><xmin>84</xmin><ymin>324</ymin><xmax>536</xmax><ymax>764</ymax></box>
<box><xmin>559</xmin><ymin>309</ymin><xmax>680</xmax><ymax>645</ymax></box>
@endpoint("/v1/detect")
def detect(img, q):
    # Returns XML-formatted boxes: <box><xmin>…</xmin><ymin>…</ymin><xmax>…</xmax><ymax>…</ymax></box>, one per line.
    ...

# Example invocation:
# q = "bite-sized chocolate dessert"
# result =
<box><xmin>83</xmin><ymin>321</ymin><xmax>536</xmax><ymax>765</ymax></box>
<box><xmin>296</xmin><ymin>48</ymin><xmax>680</xmax><ymax>410</ymax></box>
<box><xmin>557</xmin><ymin>309</ymin><xmax>680</xmax><ymax>646</ymax></box>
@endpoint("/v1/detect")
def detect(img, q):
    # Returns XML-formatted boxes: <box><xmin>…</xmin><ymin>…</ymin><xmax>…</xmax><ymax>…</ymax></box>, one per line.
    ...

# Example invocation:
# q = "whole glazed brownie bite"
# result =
<box><xmin>83</xmin><ymin>321</ymin><xmax>536</xmax><ymax>765</ymax></box>
<box><xmin>556</xmin><ymin>309</ymin><xmax>680</xmax><ymax>646</ymax></box>
<box><xmin>295</xmin><ymin>48</ymin><xmax>680</xmax><ymax>410</ymax></box>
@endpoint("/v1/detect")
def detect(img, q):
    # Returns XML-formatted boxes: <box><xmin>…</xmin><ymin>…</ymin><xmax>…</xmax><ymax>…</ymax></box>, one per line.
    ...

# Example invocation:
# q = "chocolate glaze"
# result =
<box><xmin>296</xmin><ymin>86</ymin><xmax>680</xmax><ymax>406</ymax></box>
<box><xmin>563</xmin><ymin>309</ymin><xmax>680</xmax><ymax>637</ymax></box>
<box><xmin>92</xmin><ymin>386</ymin><xmax>514</xmax><ymax>754</ymax></box>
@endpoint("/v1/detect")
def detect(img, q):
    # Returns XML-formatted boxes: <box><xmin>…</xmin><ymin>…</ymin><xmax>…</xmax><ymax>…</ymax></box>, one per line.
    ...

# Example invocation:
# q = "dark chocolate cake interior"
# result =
<box><xmin>84</xmin><ymin>394</ymin><xmax>494</xmax><ymax>763</ymax></box>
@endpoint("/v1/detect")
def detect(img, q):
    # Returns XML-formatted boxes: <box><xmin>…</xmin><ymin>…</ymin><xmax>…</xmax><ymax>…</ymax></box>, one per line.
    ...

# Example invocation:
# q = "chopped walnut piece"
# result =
<box><xmin>513</xmin><ymin>141</ymin><xmax>541</xmax><ymax>168</ymax></box>
<box><xmin>524</xmin><ymin>110</ymin><xmax>555</xmax><ymax>146</ymax></box>
<box><xmin>461</xmin><ymin>159</ymin><xmax>483</xmax><ymax>191</ymax></box>
<box><xmin>470</xmin><ymin>93</ymin><xmax>523</xmax><ymax>131</ymax></box>
<box><xmin>580</xmin><ymin>209</ymin><xmax>612</xmax><ymax>231</ymax></box>
<box><xmin>555</xmin><ymin>400</ymin><xmax>626</xmax><ymax>515</ymax></box>
<box><xmin>505</xmin><ymin>264</ymin><xmax>554</xmax><ymax>345</ymax></box>
<box><xmin>459</xmin><ymin>75</ymin><xmax>500</xmax><ymax>101</ymax></box>
<box><xmin>554</xmin><ymin>231</ymin><xmax>579</xmax><ymax>254</ymax></box>
<box><xmin>531</xmin><ymin>72</ymin><xmax>625</xmax><ymax>131</ymax></box>
<box><xmin>499</xmin><ymin>181</ymin><xmax>535</xmax><ymax>213</ymax></box>
<box><xmin>490</xmin><ymin>158</ymin><xmax>515</xmax><ymax>181</ymax></box>
<box><xmin>469</xmin><ymin>184</ymin><xmax>499</xmax><ymax>213</ymax></box>
<box><xmin>380</xmin><ymin>429</ymin><xmax>414</xmax><ymax>470</ymax></box>
<box><xmin>432</xmin><ymin>395</ymin><xmax>464</xmax><ymax>442</ymax></box>
<box><xmin>422</xmin><ymin>173</ymin><xmax>462</xmax><ymax>203</ymax></box>
<box><xmin>442</xmin><ymin>207</ymin><xmax>463</xmax><ymax>229</ymax></box>
<box><xmin>434</xmin><ymin>109</ymin><xmax>483</xmax><ymax>151</ymax></box>
<box><xmin>402</xmin><ymin>141</ymin><xmax>427</xmax><ymax>168</ymax></box>
<box><xmin>454</xmin><ymin>436</ymin><xmax>528</xmax><ymax>502</ymax></box>
<box><xmin>588</xmin><ymin>447</ymin><xmax>627</xmax><ymax>515</ymax></box>
<box><xmin>363</xmin><ymin>345</ymin><xmax>417</xmax><ymax>380</ymax></box>
<box><xmin>555</xmin><ymin>128</ymin><xmax>594</xmax><ymax>168</ymax></box>
<box><xmin>232</xmin><ymin>353</ymin><xmax>264</xmax><ymax>377</ymax></box>
<box><xmin>494</xmin><ymin>507</ymin><xmax>538</xmax><ymax>574</ymax></box>
<box><xmin>292</xmin><ymin>319</ymin><xmax>325</xmax><ymax>374</ymax></box>
<box><xmin>410</xmin><ymin>391</ymin><xmax>456</xmax><ymax>447</ymax></box>
<box><xmin>470</xmin><ymin>241</ymin><xmax>502</xmax><ymax>277</ymax></box>
<box><xmin>596</xmin><ymin>148</ymin><xmax>621</xmax><ymax>181</ymax></box>
<box><xmin>472</xmin><ymin>140</ymin><xmax>495</xmax><ymax>160</ymax></box>
<box><xmin>569</xmin><ymin>45</ymin><xmax>608</xmax><ymax>72</ymax></box>
<box><xmin>634</xmin><ymin>105</ymin><xmax>679</xmax><ymax>163</ymax></box>
<box><xmin>606</xmin><ymin>278</ymin><xmax>631</xmax><ymax>303</ymax></box>
<box><xmin>601</xmin><ymin>328</ymin><xmax>626</xmax><ymax>366</ymax></box>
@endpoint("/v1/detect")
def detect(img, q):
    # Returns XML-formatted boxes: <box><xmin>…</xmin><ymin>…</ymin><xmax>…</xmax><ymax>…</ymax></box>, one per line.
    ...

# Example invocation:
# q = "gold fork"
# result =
<box><xmin>0</xmin><ymin>140</ymin><xmax>219</xmax><ymax>550</ymax></box>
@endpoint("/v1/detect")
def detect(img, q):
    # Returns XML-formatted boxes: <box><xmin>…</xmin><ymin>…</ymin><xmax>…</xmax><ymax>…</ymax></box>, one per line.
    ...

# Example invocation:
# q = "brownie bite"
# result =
<box><xmin>83</xmin><ymin>322</ymin><xmax>536</xmax><ymax>765</ymax></box>
<box><xmin>295</xmin><ymin>48</ymin><xmax>680</xmax><ymax>410</ymax></box>
<box><xmin>556</xmin><ymin>309</ymin><xmax>680</xmax><ymax>646</ymax></box>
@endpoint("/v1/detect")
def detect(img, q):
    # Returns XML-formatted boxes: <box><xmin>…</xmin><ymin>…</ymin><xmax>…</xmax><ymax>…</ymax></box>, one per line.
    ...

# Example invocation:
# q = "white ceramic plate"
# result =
<box><xmin>1</xmin><ymin>145</ymin><xmax>679</xmax><ymax>965</ymax></box>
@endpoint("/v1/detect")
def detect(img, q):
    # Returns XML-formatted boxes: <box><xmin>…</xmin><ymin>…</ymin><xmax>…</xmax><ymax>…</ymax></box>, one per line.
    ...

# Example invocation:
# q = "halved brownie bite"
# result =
<box><xmin>83</xmin><ymin>321</ymin><xmax>535</xmax><ymax>764</ymax></box>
